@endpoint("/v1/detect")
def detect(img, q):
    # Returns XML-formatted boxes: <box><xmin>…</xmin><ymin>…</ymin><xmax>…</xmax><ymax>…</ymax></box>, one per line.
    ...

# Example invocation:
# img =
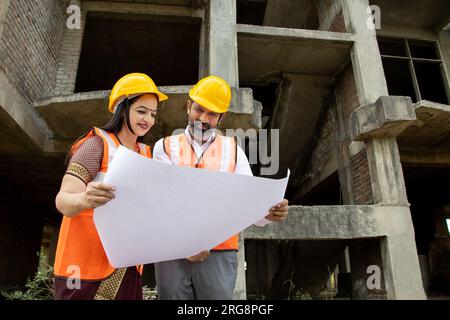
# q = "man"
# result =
<box><xmin>153</xmin><ymin>75</ymin><xmax>289</xmax><ymax>300</ymax></box>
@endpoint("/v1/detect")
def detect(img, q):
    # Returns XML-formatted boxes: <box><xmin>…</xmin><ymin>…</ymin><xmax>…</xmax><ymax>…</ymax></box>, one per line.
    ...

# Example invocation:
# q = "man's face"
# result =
<box><xmin>187</xmin><ymin>100</ymin><xmax>222</xmax><ymax>140</ymax></box>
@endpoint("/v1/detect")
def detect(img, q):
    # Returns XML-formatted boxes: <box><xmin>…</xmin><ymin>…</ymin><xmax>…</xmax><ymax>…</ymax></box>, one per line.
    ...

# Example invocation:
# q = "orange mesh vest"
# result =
<box><xmin>54</xmin><ymin>127</ymin><xmax>151</xmax><ymax>280</ymax></box>
<box><xmin>164</xmin><ymin>132</ymin><xmax>238</xmax><ymax>251</ymax></box>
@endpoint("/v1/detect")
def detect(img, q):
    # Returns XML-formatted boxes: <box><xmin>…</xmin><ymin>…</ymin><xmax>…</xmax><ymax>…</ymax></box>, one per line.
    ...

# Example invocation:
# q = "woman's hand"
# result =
<box><xmin>187</xmin><ymin>250</ymin><xmax>210</xmax><ymax>263</ymax></box>
<box><xmin>56</xmin><ymin>175</ymin><xmax>116</xmax><ymax>217</ymax></box>
<box><xmin>83</xmin><ymin>182</ymin><xmax>116</xmax><ymax>209</ymax></box>
<box><xmin>265</xmin><ymin>199</ymin><xmax>289</xmax><ymax>222</ymax></box>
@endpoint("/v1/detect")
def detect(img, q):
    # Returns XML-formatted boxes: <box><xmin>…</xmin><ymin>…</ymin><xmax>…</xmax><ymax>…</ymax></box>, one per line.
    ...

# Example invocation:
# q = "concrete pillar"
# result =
<box><xmin>206</xmin><ymin>0</ymin><xmax>238</xmax><ymax>87</ymax></box>
<box><xmin>341</xmin><ymin>0</ymin><xmax>426</xmax><ymax>299</ymax></box>
<box><xmin>54</xmin><ymin>0</ymin><xmax>87</xmax><ymax>95</ymax></box>
<box><xmin>438</xmin><ymin>30</ymin><xmax>450</xmax><ymax>103</ymax></box>
<box><xmin>207</xmin><ymin>0</ymin><xmax>244</xmax><ymax>299</ymax></box>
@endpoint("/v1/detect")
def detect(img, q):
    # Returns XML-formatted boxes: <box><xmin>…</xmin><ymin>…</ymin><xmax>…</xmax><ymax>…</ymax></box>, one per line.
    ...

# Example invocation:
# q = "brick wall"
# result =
<box><xmin>335</xmin><ymin>65</ymin><xmax>374</xmax><ymax>205</ymax></box>
<box><xmin>302</xmin><ymin>106</ymin><xmax>337</xmax><ymax>182</ymax></box>
<box><xmin>350</xmin><ymin>149</ymin><xmax>373</xmax><ymax>205</ymax></box>
<box><xmin>0</xmin><ymin>0</ymin><xmax>69</xmax><ymax>103</ymax></box>
<box><xmin>54</xmin><ymin>0</ymin><xmax>85</xmax><ymax>95</ymax></box>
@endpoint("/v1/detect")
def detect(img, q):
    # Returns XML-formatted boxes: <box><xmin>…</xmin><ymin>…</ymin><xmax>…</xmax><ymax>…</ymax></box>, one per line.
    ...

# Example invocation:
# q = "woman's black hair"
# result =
<box><xmin>100</xmin><ymin>95</ymin><xmax>141</xmax><ymax>138</ymax></box>
<box><xmin>65</xmin><ymin>94</ymin><xmax>151</xmax><ymax>164</ymax></box>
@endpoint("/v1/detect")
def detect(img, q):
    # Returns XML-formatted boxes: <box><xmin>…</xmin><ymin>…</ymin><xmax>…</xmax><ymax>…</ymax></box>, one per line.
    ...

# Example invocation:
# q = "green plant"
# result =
<box><xmin>283</xmin><ymin>269</ymin><xmax>313</xmax><ymax>300</ymax></box>
<box><xmin>292</xmin><ymin>289</ymin><xmax>312</xmax><ymax>300</ymax></box>
<box><xmin>1</xmin><ymin>249</ymin><xmax>54</xmax><ymax>300</ymax></box>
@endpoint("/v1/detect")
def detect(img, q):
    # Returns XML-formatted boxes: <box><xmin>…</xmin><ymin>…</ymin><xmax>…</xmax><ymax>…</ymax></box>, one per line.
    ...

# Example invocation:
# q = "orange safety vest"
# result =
<box><xmin>164</xmin><ymin>132</ymin><xmax>238</xmax><ymax>251</ymax></box>
<box><xmin>54</xmin><ymin>127</ymin><xmax>151</xmax><ymax>281</ymax></box>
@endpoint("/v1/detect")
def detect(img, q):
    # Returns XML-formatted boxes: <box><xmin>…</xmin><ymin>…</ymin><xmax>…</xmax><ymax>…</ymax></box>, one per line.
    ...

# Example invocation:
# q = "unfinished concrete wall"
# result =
<box><xmin>0</xmin><ymin>0</ymin><xmax>69</xmax><ymax>102</ymax></box>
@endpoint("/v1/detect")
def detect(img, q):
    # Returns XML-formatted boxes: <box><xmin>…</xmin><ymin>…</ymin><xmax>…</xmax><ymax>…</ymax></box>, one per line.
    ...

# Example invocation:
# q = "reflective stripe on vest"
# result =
<box><xmin>164</xmin><ymin>133</ymin><xmax>238</xmax><ymax>250</ymax></box>
<box><xmin>54</xmin><ymin>127</ymin><xmax>151</xmax><ymax>280</ymax></box>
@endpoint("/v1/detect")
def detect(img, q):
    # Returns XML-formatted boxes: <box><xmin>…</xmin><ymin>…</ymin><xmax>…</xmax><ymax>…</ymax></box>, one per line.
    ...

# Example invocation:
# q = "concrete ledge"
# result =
<box><xmin>35</xmin><ymin>86</ymin><xmax>261</xmax><ymax>153</ymax></box>
<box><xmin>83</xmin><ymin>1</ymin><xmax>204</xmax><ymax>19</ymax></box>
<box><xmin>236</xmin><ymin>24</ymin><xmax>355</xmax><ymax>42</ymax></box>
<box><xmin>0</xmin><ymin>70</ymin><xmax>50</xmax><ymax>152</ymax></box>
<box><xmin>237</xmin><ymin>24</ymin><xmax>354</xmax><ymax>82</ymax></box>
<box><xmin>350</xmin><ymin>96</ymin><xmax>416</xmax><ymax>141</ymax></box>
<box><xmin>243</xmin><ymin>204</ymin><xmax>414</xmax><ymax>240</ymax></box>
<box><xmin>397</xmin><ymin>100</ymin><xmax>450</xmax><ymax>149</ymax></box>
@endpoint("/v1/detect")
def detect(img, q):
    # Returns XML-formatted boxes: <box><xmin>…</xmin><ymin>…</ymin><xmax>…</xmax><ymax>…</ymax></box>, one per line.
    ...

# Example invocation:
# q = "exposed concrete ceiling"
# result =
<box><xmin>237</xmin><ymin>24</ymin><xmax>354</xmax><ymax>84</ymax></box>
<box><xmin>397</xmin><ymin>100</ymin><xmax>450</xmax><ymax>150</ymax></box>
<box><xmin>35</xmin><ymin>86</ymin><xmax>191</xmax><ymax>147</ymax></box>
<box><xmin>370</xmin><ymin>0</ymin><xmax>450</xmax><ymax>30</ymax></box>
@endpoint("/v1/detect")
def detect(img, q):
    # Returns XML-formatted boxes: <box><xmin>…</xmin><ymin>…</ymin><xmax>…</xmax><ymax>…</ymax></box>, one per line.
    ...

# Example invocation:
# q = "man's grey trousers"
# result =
<box><xmin>155</xmin><ymin>251</ymin><xmax>238</xmax><ymax>300</ymax></box>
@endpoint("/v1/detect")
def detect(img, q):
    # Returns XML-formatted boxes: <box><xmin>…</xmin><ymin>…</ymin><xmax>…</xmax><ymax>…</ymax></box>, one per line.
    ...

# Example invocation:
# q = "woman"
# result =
<box><xmin>53</xmin><ymin>73</ymin><xmax>168</xmax><ymax>300</ymax></box>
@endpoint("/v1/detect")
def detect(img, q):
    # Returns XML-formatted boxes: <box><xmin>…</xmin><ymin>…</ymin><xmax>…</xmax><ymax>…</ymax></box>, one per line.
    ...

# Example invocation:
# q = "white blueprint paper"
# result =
<box><xmin>94</xmin><ymin>146</ymin><xmax>289</xmax><ymax>268</ymax></box>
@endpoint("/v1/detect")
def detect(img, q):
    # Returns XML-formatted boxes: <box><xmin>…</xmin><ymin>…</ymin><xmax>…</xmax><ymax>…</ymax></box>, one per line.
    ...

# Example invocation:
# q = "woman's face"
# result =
<box><xmin>128</xmin><ymin>93</ymin><xmax>158</xmax><ymax>136</ymax></box>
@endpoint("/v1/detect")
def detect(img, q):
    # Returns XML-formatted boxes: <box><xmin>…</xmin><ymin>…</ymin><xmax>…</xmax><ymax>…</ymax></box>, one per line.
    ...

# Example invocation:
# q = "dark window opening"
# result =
<box><xmin>414</xmin><ymin>61</ymin><xmax>448</xmax><ymax>105</ymax></box>
<box><xmin>245</xmin><ymin>239</ymin><xmax>349</xmax><ymax>300</ymax></box>
<box><xmin>244</xmin><ymin>83</ymin><xmax>278</xmax><ymax>129</ymax></box>
<box><xmin>75</xmin><ymin>12</ymin><xmax>201</xmax><ymax>92</ymax></box>
<box><xmin>298</xmin><ymin>171</ymin><xmax>342</xmax><ymax>206</ymax></box>
<box><xmin>237</xmin><ymin>0</ymin><xmax>267</xmax><ymax>25</ymax></box>
<box><xmin>409</xmin><ymin>40</ymin><xmax>439</xmax><ymax>59</ymax></box>
<box><xmin>378</xmin><ymin>37</ymin><xmax>407</xmax><ymax>57</ymax></box>
<box><xmin>402</xmin><ymin>165</ymin><xmax>450</xmax><ymax>296</ymax></box>
<box><xmin>382</xmin><ymin>58</ymin><xmax>418</xmax><ymax>101</ymax></box>
<box><xmin>378</xmin><ymin>37</ymin><xmax>449</xmax><ymax>105</ymax></box>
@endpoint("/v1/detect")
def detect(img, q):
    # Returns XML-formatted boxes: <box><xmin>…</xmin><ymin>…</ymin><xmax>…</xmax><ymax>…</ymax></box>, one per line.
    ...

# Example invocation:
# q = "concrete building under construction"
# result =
<box><xmin>0</xmin><ymin>0</ymin><xmax>449</xmax><ymax>300</ymax></box>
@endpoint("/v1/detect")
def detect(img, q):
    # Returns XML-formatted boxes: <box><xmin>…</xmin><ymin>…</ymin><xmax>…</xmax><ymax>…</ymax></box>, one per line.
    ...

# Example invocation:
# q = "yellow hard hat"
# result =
<box><xmin>189</xmin><ymin>76</ymin><xmax>231</xmax><ymax>114</ymax></box>
<box><xmin>108</xmin><ymin>73</ymin><xmax>168</xmax><ymax>113</ymax></box>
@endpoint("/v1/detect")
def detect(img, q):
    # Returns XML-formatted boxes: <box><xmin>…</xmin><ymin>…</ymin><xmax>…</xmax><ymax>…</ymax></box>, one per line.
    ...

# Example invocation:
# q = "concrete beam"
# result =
<box><xmin>244</xmin><ymin>205</ymin><xmax>413</xmax><ymax>240</ymax></box>
<box><xmin>350</xmin><ymin>96</ymin><xmax>417</xmax><ymax>141</ymax></box>
<box><xmin>400</xmin><ymin>148</ymin><xmax>450</xmax><ymax>165</ymax></box>
<box><xmin>0</xmin><ymin>70</ymin><xmax>50</xmax><ymax>152</ymax></box>
<box><xmin>83</xmin><ymin>1</ymin><xmax>204</xmax><ymax>18</ymax></box>
<box><xmin>237</xmin><ymin>24</ymin><xmax>354</xmax><ymax>83</ymax></box>
<box><xmin>244</xmin><ymin>204</ymin><xmax>425</xmax><ymax>299</ymax></box>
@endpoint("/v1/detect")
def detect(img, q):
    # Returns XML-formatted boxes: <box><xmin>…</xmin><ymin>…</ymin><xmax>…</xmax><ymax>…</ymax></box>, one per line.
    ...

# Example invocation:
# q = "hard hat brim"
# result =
<box><xmin>189</xmin><ymin>93</ymin><xmax>228</xmax><ymax>114</ymax></box>
<box><xmin>109</xmin><ymin>91</ymin><xmax>169</xmax><ymax>113</ymax></box>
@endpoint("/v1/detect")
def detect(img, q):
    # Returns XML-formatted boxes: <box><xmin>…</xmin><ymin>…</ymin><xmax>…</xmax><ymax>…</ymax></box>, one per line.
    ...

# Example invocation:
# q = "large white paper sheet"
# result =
<box><xmin>94</xmin><ymin>146</ymin><xmax>289</xmax><ymax>268</ymax></box>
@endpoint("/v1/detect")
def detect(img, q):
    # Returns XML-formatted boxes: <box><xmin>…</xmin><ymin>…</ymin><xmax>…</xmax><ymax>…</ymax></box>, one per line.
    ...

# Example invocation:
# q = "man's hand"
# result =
<box><xmin>265</xmin><ymin>199</ymin><xmax>289</xmax><ymax>222</ymax></box>
<box><xmin>187</xmin><ymin>250</ymin><xmax>210</xmax><ymax>263</ymax></box>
